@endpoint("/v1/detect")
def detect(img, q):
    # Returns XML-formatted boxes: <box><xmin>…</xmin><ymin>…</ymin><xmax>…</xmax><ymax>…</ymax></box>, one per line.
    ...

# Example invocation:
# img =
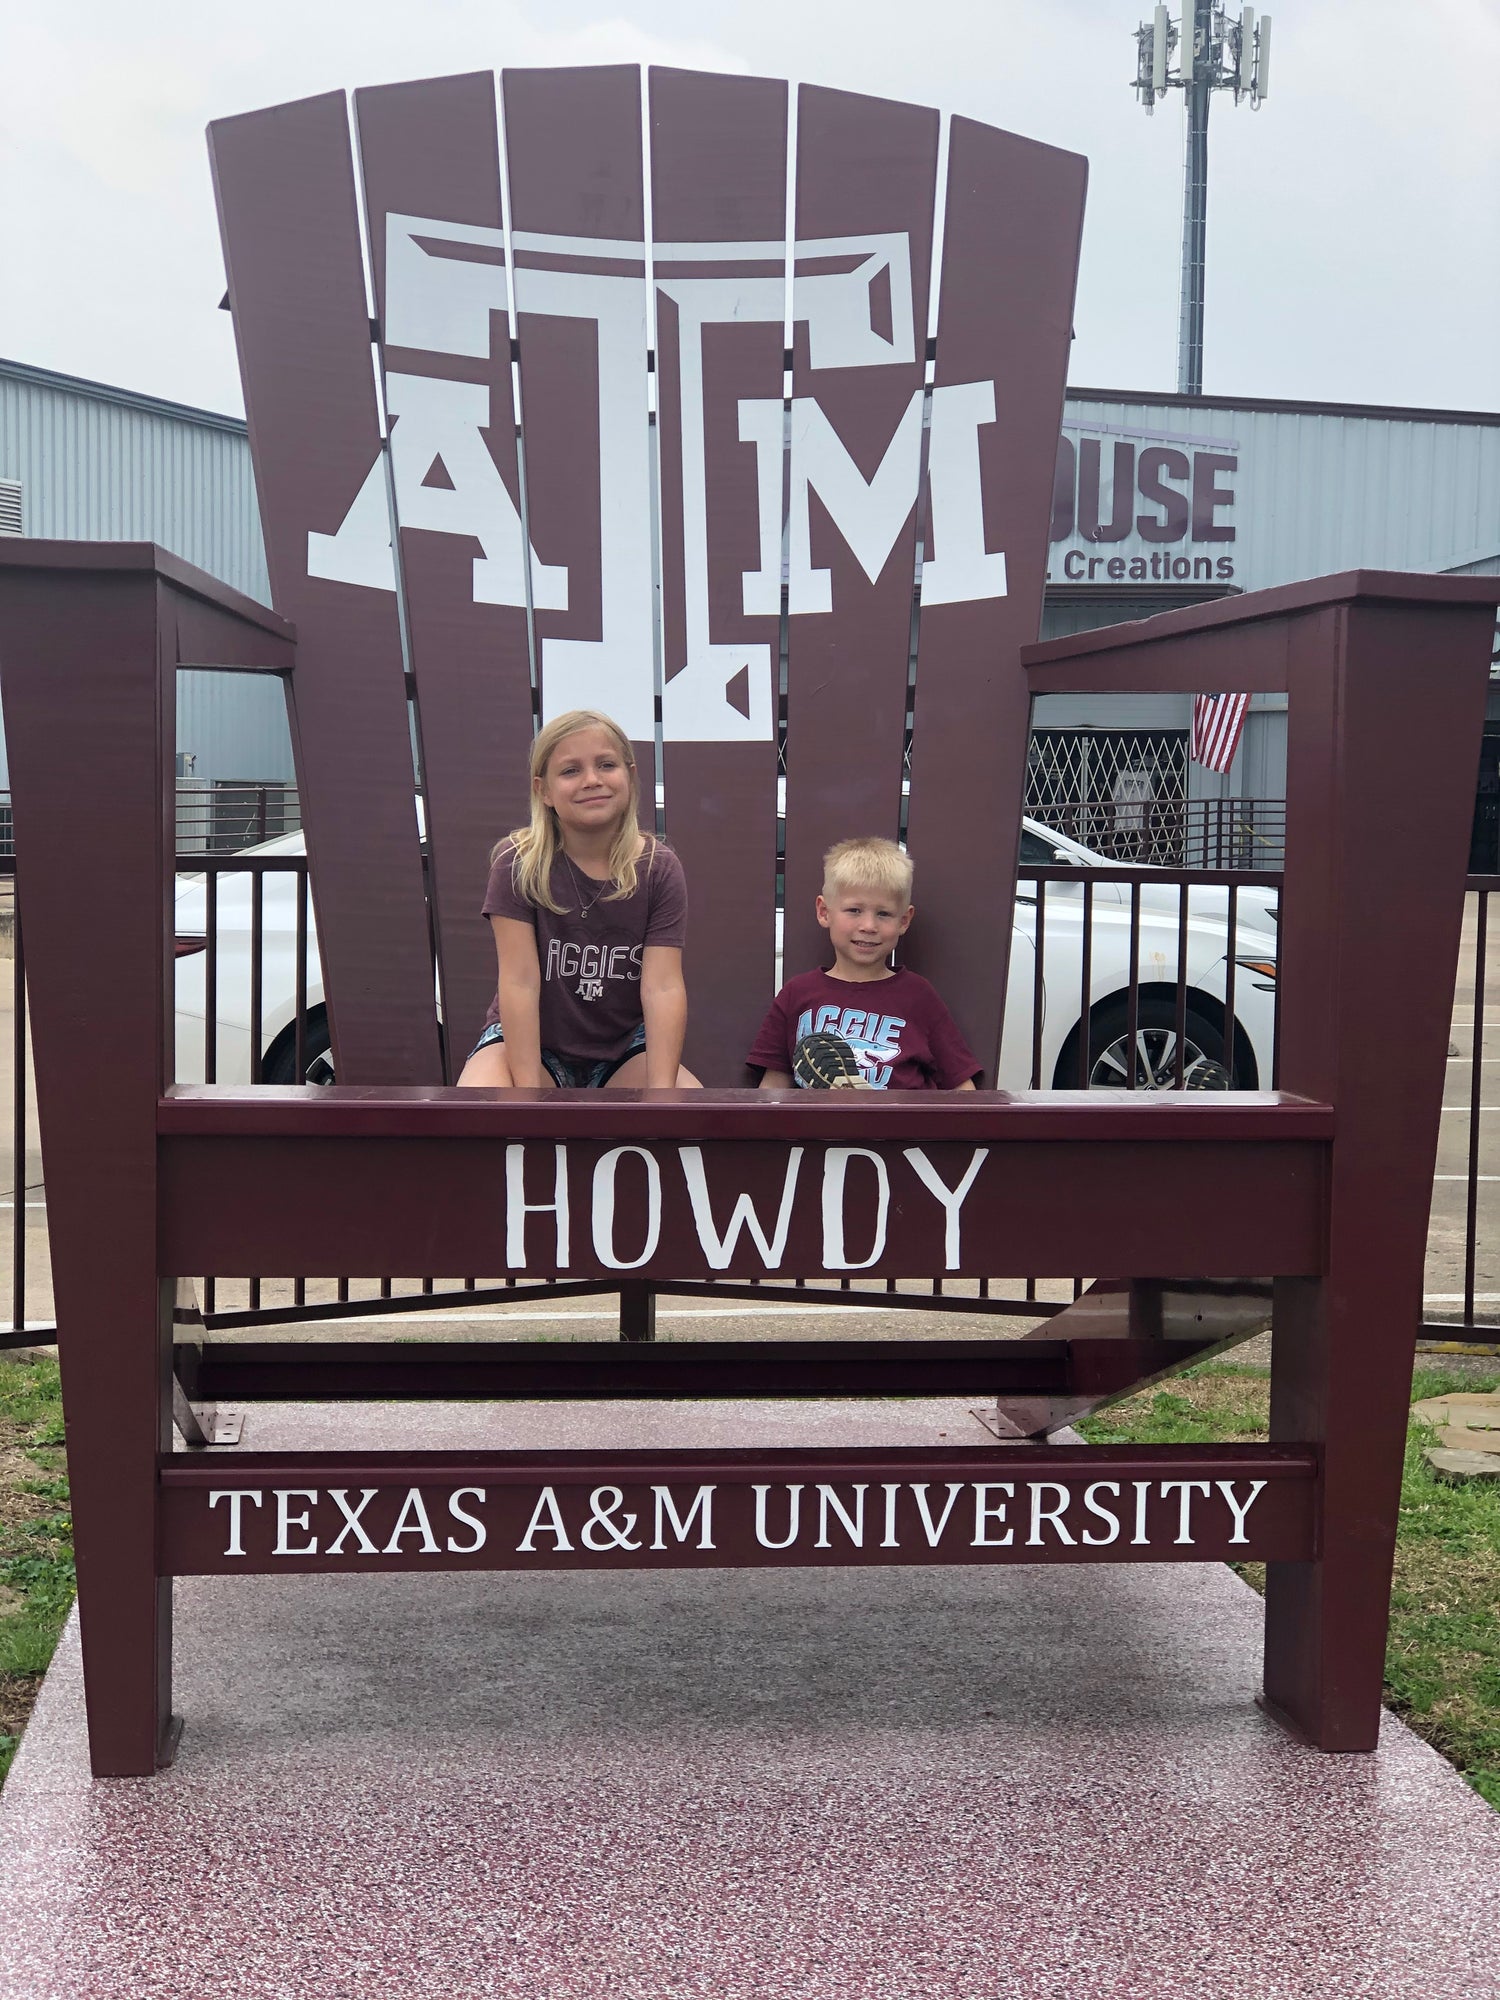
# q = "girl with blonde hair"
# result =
<box><xmin>458</xmin><ymin>709</ymin><xmax>698</xmax><ymax>1089</ymax></box>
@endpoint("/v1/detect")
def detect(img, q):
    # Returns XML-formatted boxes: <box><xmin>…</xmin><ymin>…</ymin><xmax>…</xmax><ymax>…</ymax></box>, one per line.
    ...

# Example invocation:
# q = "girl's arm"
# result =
<box><xmin>757</xmin><ymin>1069</ymin><xmax>793</xmax><ymax>1089</ymax></box>
<box><xmin>639</xmin><ymin>944</ymin><xmax>688</xmax><ymax>1087</ymax></box>
<box><xmin>491</xmin><ymin>916</ymin><xmax>547</xmax><ymax>1087</ymax></box>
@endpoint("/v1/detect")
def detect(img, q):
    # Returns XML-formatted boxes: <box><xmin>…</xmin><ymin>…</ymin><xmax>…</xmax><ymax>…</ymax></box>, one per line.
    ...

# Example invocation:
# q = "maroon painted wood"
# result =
<box><xmin>155</xmin><ymin>1127</ymin><xmax>1327</xmax><ymax>1280</ymax></box>
<box><xmin>903</xmin><ymin>121</ymin><xmax>1086</xmax><ymax>1081</ymax></box>
<box><xmin>649</xmin><ymin>68</ymin><xmax>787</xmax><ymax>1084</ymax></box>
<box><xmin>354</xmin><ymin>72</ymin><xmax>533</xmax><ymax>1077</ymax></box>
<box><xmin>1024</xmin><ymin>577</ymin><xmax>1500</xmax><ymax>1750</ymax></box>
<box><xmin>187</xmin><ymin>1335</ymin><xmax>1230</xmax><ymax>1402</ymax></box>
<box><xmin>502</xmin><ymin>65</ymin><xmax>658</xmax><ymax>815</ymax></box>
<box><xmin>210</xmin><ymin>95</ymin><xmax>440</xmax><ymax>1083</ymax></box>
<box><xmin>158</xmin><ymin>1083</ymin><xmax>1331</xmax><ymax>1140</ymax></box>
<box><xmin>0</xmin><ymin>546</ymin><xmax>292</xmax><ymax>1775</ymax></box>
<box><xmin>159</xmin><ymin>1442</ymin><xmax>1317</xmax><ymax>1573</ymax></box>
<box><xmin>780</xmin><ymin>84</ymin><xmax>938</xmax><ymax>980</ymax></box>
<box><xmin>1261</xmin><ymin>599</ymin><xmax>1494</xmax><ymax>1750</ymax></box>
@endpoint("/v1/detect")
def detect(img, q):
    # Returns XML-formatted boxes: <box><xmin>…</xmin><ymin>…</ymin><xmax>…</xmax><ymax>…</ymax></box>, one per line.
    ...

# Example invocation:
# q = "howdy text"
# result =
<box><xmin>500</xmin><ymin>1141</ymin><xmax>990</xmax><ymax>1273</ymax></box>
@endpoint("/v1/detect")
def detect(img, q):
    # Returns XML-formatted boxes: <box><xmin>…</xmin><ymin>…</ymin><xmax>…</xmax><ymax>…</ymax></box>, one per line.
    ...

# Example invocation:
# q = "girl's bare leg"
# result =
<box><xmin>456</xmin><ymin>1044</ymin><xmax>556</xmax><ymax>1088</ymax></box>
<box><xmin>605</xmin><ymin>1054</ymin><xmax>701</xmax><ymax>1088</ymax></box>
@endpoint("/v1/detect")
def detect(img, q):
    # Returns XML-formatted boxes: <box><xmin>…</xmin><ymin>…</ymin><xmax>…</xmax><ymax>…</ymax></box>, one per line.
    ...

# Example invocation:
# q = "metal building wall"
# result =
<box><xmin>0</xmin><ymin>358</ymin><xmax>286</xmax><ymax>791</ymax></box>
<box><xmin>1046</xmin><ymin>391</ymin><xmax>1500</xmax><ymax>805</ymax></box>
<box><xmin>1058</xmin><ymin>391</ymin><xmax>1500</xmax><ymax>595</ymax></box>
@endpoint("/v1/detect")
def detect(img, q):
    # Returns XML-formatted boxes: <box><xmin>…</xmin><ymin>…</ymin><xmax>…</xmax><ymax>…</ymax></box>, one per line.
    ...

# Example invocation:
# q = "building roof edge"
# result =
<box><xmin>1065</xmin><ymin>385</ymin><xmax>1500</xmax><ymax>428</ymax></box>
<box><xmin>0</xmin><ymin>357</ymin><xmax>248</xmax><ymax>435</ymax></box>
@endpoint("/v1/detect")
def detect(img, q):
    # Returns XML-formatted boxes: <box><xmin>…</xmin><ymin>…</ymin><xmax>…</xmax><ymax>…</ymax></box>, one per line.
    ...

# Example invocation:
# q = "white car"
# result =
<box><xmin>174</xmin><ymin>818</ymin><xmax>1278</xmax><ymax>1092</ymax></box>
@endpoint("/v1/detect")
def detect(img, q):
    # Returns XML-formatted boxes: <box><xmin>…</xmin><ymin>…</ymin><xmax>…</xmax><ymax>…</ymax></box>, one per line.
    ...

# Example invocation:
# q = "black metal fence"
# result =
<box><xmin>1028</xmin><ymin>796</ymin><xmax>1287</xmax><ymax>869</ymax></box>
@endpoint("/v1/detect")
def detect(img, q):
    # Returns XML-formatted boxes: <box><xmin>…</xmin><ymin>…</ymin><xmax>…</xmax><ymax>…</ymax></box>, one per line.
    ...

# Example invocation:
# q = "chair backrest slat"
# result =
<box><xmin>502</xmin><ymin>64</ymin><xmax>659</xmax><ymax>816</ymax></box>
<box><xmin>902</xmin><ymin>120</ymin><xmax>1087</xmax><ymax>1080</ymax></box>
<box><xmin>211</xmin><ymin>93</ymin><xmax>441</xmax><ymax>1083</ymax></box>
<box><xmin>781</xmin><ymin>84</ymin><xmax>939</xmax><ymax>987</ymax></box>
<box><xmin>210</xmin><ymin>69</ymin><xmax>1086</xmax><ymax>1089</ymax></box>
<box><xmin>650</xmin><ymin>68</ymin><xmax>788</xmax><ymax>1083</ymax></box>
<box><xmin>353</xmin><ymin>70</ymin><xmax>534</xmax><ymax>1080</ymax></box>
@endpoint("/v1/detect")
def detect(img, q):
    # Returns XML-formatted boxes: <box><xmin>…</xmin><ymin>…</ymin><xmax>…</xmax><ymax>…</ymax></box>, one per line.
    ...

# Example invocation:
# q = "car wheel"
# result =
<box><xmin>261</xmin><ymin>1007</ymin><xmax>336</xmax><ymax>1086</ymax></box>
<box><xmin>1056</xmin><ymin>998</ymin><xmax>1239</xmax><ymax>1091</ymax></box>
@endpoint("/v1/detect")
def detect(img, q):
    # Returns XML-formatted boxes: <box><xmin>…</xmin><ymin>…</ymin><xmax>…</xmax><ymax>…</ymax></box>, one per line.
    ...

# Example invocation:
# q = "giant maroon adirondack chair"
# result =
<box><xmin>1</xmin><ymin>67</ymin><xmax>1496</xmax><ymax>1778</ymax></box>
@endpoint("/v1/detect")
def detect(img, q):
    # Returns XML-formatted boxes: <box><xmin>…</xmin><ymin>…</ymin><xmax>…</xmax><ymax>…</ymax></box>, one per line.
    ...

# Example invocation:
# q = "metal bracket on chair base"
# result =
<box><xmin>969</xmin><ymin>1404</ymin><xmax>1030</xmax><ymax>1440</ymax></box>
<box><xmin>171</xmin><ymin>1371</ymin><xmax>244</xmax><ymax>1448</ymax></box>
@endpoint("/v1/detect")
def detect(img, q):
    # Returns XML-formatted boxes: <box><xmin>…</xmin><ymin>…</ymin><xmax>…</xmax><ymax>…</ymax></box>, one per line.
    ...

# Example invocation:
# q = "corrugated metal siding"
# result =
<box><xmin>0</xmin><ymin>363</ymin><xmax>268</xmax><ymax>600</ymax></box>
<box><xmin>176</xmin><ymin>671</ymin><xmax>294</xmax><ymax>788</ymax></box>
<box><xmin>0</xmin><ymin>361</ymin><xmax>287</xmax><ymax>790</ymax></box>
<box><xmin>1057</xmin><ymin>395</ymin><xmax>1500</xmax><ymax>595</ymax></box>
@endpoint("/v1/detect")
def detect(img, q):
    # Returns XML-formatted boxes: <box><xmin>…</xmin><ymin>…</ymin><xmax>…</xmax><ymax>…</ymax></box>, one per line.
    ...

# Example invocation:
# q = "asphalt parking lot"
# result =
<box><xmin>2</xmin><ymin>893</ymin><xmax>1498</xmax><ymax>1345</ymax></box>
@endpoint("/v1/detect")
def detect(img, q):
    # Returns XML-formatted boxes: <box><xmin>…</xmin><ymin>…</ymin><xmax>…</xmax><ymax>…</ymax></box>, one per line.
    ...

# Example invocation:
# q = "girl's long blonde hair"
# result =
<box><xmin>492</xmin><ymin>709</ymin><xmax>646</xmax><ymax>914</ymax></box>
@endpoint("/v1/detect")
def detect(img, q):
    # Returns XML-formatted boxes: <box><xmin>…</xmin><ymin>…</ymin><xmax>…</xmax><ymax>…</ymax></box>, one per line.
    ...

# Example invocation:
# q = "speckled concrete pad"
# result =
<box><xmin>3</xmin><ymin>1403</ymin><xmax>1499</xmax><ymax>2000</ymax></box>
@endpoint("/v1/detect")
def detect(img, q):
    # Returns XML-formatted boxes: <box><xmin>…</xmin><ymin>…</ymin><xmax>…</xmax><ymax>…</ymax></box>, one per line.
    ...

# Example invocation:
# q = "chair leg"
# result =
<box><xmin>1261</xmin><ymin>1276</ymin><xmax>1408</xmax><ymax>1752</ymax></box>
<box><xmin>66</xmin><ymin>1277</ymin><xmax>178</xmax><ymax>1774</ymax></box>
<box><xmin>619</xmin><ymin>1282</ymin><xmax>657</xmax><ymax>1343</ymax></box>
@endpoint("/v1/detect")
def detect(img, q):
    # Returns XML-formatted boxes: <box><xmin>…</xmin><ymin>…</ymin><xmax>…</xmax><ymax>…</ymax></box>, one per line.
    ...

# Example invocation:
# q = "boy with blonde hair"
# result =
<box><xmin>748</xmin><ymin>837</ymin><xmax>980</xmax><ymax>1090</ymax></box>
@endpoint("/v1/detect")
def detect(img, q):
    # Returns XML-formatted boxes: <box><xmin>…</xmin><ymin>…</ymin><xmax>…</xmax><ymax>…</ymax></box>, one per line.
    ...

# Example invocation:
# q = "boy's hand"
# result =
<box><xmin>757</xmin><ymin>1068</ymin><xmax>794</xmax><ymax>1090</ymax></box>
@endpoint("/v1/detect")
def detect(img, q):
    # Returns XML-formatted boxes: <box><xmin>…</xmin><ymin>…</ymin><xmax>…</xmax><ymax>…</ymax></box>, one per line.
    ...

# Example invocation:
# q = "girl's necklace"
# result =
<box><xmin>563</xmin><ymin>850</ymin><xmax>610</xmax><ymax>920</ymax></box>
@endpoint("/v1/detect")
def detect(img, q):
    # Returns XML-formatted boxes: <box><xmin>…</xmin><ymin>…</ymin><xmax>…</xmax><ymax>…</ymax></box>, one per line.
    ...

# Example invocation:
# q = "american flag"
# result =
<box><xmin>1191</xmin><ymin>692</ymin><xmax>1250</xmax><ymax>774</ymax></box>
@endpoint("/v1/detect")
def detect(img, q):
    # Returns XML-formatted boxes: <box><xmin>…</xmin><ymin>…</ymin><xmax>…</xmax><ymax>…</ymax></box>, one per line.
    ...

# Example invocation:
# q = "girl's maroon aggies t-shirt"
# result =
<box><xmin>481</xmin><ymin>837</ymin><xmax>688</xmax><ymax>1064</ymax></box>
<box><xmin>748</xmin><ymin>967</ymin><xmax>981</xmax><ymax>1089</ymax></box>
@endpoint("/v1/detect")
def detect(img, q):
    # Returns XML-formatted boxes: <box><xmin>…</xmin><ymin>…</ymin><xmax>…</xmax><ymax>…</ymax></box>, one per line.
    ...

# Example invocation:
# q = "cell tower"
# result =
<box><xmin>1135</xmin><ymin>3</ymin><xmax>1271</xmax><ymax>396</ymax></box>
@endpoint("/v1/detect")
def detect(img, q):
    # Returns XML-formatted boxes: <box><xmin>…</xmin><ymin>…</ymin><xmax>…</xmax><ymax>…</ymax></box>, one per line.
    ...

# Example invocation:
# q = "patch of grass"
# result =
<box><xmin>1078</xmin><ymin>1364</ymin><xmax>1272</xmax><ymax>1445</ymax></box>
<box><xmin>0</xmin><ymin>1353</ymin><xmax>70</xmax><ymax>1790</ymax></box>
<box><xmin>1081</xmin><ymin>1362</ymin><xmax>1500</xmax><ymax>1810</ymax></box>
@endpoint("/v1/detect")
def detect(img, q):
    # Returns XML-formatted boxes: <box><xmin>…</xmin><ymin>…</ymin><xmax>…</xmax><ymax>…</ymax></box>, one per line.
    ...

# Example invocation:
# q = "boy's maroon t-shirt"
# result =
<box><xmin>748</xmin><ymin>967</ymin><xmax>981</xmax><ymax>1089</ymax></box>
<box><xmin>481</xmin><ymin>837</ymin><xmax>688</xmax><ymax>1064</ymax></box>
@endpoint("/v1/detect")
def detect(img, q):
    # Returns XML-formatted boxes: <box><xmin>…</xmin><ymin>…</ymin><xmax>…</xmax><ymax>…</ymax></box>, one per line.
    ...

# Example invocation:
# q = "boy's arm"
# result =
<box><xmin>925</xmin><ymin>984</ymin><xmax>984</xmax><ymax>1090</ymax></box>
<box><xmin>747</xmin><ymin>984</ymin><xmax>795</xmax><ymax>1090</ymax></box>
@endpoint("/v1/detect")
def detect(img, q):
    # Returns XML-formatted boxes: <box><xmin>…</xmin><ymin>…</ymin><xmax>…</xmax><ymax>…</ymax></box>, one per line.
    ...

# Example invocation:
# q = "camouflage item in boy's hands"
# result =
<box><xmin>792</xmin><ymin>1032</ymin><xmax>873</xmax><ymax>1090</ymax></box>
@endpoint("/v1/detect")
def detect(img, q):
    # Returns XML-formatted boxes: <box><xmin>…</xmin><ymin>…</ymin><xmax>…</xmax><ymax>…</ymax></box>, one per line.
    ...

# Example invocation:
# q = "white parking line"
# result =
<box><xmin>1434</xmin><ymin>1174</ymin><xmax>1500</xmax><ymax>1181</ymax></box>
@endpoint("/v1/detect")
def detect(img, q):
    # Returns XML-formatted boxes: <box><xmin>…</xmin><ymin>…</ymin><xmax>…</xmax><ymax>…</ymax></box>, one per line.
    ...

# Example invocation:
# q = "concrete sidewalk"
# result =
<box><xmin>2</xmin><ymin>1398</ymin><xmax>1499</xmax><ymax>1999</ymax></box>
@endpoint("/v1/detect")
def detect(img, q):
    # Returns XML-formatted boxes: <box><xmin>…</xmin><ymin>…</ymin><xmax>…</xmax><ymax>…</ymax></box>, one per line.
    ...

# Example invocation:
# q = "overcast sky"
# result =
<box><xmin>2</xmin><ymin>0</ymin><xmax>1496</xmax><ymax>418</ymax></box>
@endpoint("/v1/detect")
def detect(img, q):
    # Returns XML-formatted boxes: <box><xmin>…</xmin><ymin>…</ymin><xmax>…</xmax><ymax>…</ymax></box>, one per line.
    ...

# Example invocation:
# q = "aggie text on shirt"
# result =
<box><xmin>748</xmin><ymin>967</ymin><xmax>980</xmax><ymax>1090</ymax></box>
<box><xmin>481</xmin><ymin>838</ymin><xmax>688</xmax><ymax>1064</ymax></box>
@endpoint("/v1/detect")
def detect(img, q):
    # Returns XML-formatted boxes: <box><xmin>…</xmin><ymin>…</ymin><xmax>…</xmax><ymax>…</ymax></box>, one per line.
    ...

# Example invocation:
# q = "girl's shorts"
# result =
<box><xmin>467</xmin><ymin>1018</ymin><xmax>647</xmax><ymax>1089</ymax></box>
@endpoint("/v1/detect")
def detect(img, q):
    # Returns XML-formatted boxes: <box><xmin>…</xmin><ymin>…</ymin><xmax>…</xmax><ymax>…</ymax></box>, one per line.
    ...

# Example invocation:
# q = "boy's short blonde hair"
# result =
<box><xmin>821</xmin><ymin>836</ymin><xmax>913</xmax><ymax>906</ymax></box>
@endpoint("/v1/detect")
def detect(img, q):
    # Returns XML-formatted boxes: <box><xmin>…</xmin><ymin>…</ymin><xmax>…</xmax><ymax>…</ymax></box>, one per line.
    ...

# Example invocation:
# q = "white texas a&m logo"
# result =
<box><xmin>309</xmin><ymin>219</ymin><xmax>1008</xmax><ymax>746</ymax></box>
